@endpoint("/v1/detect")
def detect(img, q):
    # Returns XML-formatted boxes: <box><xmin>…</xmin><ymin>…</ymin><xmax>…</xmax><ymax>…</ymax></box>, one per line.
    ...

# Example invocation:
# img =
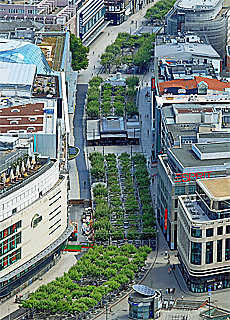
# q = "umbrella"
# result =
<box><xmin>31</xmin><ymin>155</ymin><xmax>36</xmax><ymax>169</ymax></box>
<box><xmin>2</xmin><ymin>172</ymin><xmax>6</xmax><ymax>186</ymax></box>
<box><xmin>10</xmin><ymin>169</ymin><xmax>14</xmax><ymax>181</ymax></box>
<box><xmin>16</xmin><ymin>165</ymin><xmax>20</xmax><ymax>177</ymax></box>
<box><xmin>21</xmin><ymin>161</ymin><xmax>25</xmax><ymax>174</ymax></box>
<box><xmin>26</xmin><ymin>157</ymin><xmax>31</xmax><ymax>170</ymax></box>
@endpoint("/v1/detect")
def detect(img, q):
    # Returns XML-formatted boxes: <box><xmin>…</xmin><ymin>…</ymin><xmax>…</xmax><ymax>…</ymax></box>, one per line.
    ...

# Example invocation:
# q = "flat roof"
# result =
<box><xmin>0</xmin><ymin>61</ymin><xmax>36</xmax><ymax>88</ymax></box>
<box><xmin>198</xmin><ymin>177</ymin><xmax>230</xmax><ymax>199</ymax></box>
<box><xmin>169</xmin><ymin>144</ymin><xmax>230</xmax><ymax>168</ymax></box>
<box><xmin>155</xmin><ymin>43</ymin><xmax>220</xmax><ymax>59</ymax></box>
<box><xmin>194</xmin><ymin>141</ymin><xmax>230</xmax><ymax>154</ymax></box>
<box><xmin>176</xmin><ymin>0</ymin><xmax>220</xmax><ymax>10</ymax></box>
<box><xmin>198</xmin><ymin>132</ymin><xmax>230</xmax><ymax>139</ymax></box>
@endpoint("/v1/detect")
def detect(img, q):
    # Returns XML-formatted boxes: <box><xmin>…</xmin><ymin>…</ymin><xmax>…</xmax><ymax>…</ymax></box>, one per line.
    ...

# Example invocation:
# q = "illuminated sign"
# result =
<box><xmin>175</xmin><ymin>171</ymin><xmax>212</xmax><ymax>183</ymax></box>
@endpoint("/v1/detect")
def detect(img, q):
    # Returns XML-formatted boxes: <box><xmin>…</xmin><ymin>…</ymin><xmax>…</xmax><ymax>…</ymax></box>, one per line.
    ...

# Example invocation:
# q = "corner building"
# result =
<box><xmin>178</xmin><ymin>177</ymin><xmax>230</xmax><ymax>292</ymax></box>
<box><xmin>157</xmin><ymin>142</ymin><xmax>230</xmax><ymax>250</ymax></box>
<box><xmin>0</xmin><ymin>155</ymin><xmax>71</xmax><ymax>300</ymax></box>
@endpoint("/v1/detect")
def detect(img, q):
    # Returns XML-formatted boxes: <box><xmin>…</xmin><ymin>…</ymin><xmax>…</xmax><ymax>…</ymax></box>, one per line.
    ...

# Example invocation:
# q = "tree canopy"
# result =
<box><xmin>70</xmin><ymin>34</ymin><xmax>89</xmax><ymax>71</ymax></box>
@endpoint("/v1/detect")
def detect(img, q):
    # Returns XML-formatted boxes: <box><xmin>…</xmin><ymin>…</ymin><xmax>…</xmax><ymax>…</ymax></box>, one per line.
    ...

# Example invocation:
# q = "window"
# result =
<box><xmin>12</xmin><ymin>208</ymin><xmax>17</xmax><ymax>214</ymax></box>
<box><xmin>29</xmin><ymin>117</ymin><xmax>36</xmax><ymax>121</ymax></box>
<box><xmin>189</xmin><ymin>185</ymin><xmax>196</xmax><ymax>194</ymax></box>
<box><xmin>175</xmin><ymin>185</ymin><xmax>185</xmax><ymax>196</ymax></box>
<box><xmin>10</xmin><ymin>121</ymin><xmax>18</xmax><ymax>125</ymax></box>
<box><xmin>27</xmin><ymin>127</ymin><xmax>35</xmax><ymax>131</ymax></box>
<box><xmin>206</xmin><ymin>241</ymin><xmax>213</xmax><ymax>264</ymax></box>
<box><xmin>217</xmin><ymin>240</ymin><xmax>222</xmax><ymax>262</ymax></box>
<box><xmin>217</xmin><ymin>226</ymin><xmax>223</xmax><ymax>235</ymax></box>
<box><xmin>191</xmin><ymin>228</ymin><xmax>202</xmax><ymax>238</ymax></box>
<box><xmin>225</xmin><ymin>239</ymin><xmax>230</xmax><ymax>261</ymax></box>
<box><xmin>191</xmin><ymin>242</ymin><xmax>202</xmax><ymax>265</ymax></box>
<box><xmin>226</xmin><ymin>225</ymin><xmax>230</xmax><ymax>234</ymax></box>
<box><xmin>11</xmin><ymin>109</ymin><xmax>20</xmax><ymax>113</ymax></box>
<box><xmin>0</xmin><ymin>221</ymin><xmax>21</xmax><ymax>241</ymax></box>
<box><xmin>206</xmin><ymin>228</ymin><xmax>213</xmax><ymax>237</ymax></box>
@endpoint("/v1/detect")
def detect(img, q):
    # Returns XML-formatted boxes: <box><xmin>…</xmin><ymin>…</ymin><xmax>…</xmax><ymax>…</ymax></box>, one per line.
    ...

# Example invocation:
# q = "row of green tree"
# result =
<box><xmin>144</xmin><ymin>0</ymin><xmax>176</xmax><ymax>21</ymax></box>
<box><xmin>20</xmin><ymin>244</ymin><xmax>151</xmax><ymax>317</ymax></box>
<box><xmin>125</xmin><ymin>76</ymin><xmax>139</xmax><ymax>118</ymax></box>
<box><xmin>133</xmin><ymin>154</ymin><xmax>157</xmax><ymax>239</ymax></box>
<box><xmin>119</xmin><ymin>153</ymin><xmax>140</xmax><ymax>240</ymax></box>
<box><xmin>86</xmin><ymin>76</ymin><xmax>104</xmax><ymax>119</ymax></box>
<box><xmin>89</xmin><ymin>151</ymin><xmax>105</xmax><ymax>180</ymax></box>
<box><xmin>100</xmin><ymin>32</ymin><xmax>155</xmax><ymax>72</ymax></box>
<box><xmin>101</xmin><ymin>83</ymin><xmax>125</xmax><ymax>117</ymax></box>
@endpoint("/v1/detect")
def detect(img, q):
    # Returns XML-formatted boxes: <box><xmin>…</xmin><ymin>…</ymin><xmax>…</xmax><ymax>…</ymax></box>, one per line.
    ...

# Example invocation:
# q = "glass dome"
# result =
<box><xmin>0</xmin><ymin>40</ymin><xmax>57</xmax><ymax>75</ymax></box>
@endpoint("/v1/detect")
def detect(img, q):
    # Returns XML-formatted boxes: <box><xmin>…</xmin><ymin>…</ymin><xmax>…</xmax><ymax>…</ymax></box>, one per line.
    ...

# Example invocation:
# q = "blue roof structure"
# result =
<box><xmin>133</xmin><ymin>285</ymin><xmax>155</xmax><ymax>296</ymax></box>
<box><xmin>0</xmin><ymin>39</ymin><xmax>57</xmax><ymax>75</ymax></box>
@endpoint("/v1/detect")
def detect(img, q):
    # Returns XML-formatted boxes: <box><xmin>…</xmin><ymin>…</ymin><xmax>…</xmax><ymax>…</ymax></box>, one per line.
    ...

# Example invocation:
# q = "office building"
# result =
<box><xmin>178</xmin><ymin>176</ymin><xmax>230</xmax><ymax>292</ymax></box>
<box><xmin>157</xmin><ymin>142</ymin><xmax>230</xmax><ymax>249</ymax></box>
<box><xmin>165</xmin><ymin>0</ymin><xmax>229</xmax><ymax>59</ymax></box>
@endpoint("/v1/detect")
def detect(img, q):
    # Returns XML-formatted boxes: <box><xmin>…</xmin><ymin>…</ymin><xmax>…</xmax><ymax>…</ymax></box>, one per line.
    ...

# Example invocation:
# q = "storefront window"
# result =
<box><xmin>191</xmin><ymin>242</ymin><xmax>202</xmax><ymax>265</ymax></box>
<box><xmin>225</xmin><ymin>239</ymin><xmax>230</xmax><ymax>261</ymax></box>
<box><xmin>189</xmin><ymin>185</ymin><xmax>196</xmax><ymax>194</ymax></box>
<box><xmin>217</xmin><ymin>240</ymin><xmax>222</xmax><ymax>262</ymax></box>
<box><xmin>191</xmin><ymin>228</ymin><xmax>202</xmax><ymax>238</ymax></box>
<box><xmin>206</xmin><ymin>241</ymin><xmax>213</xmax><ymax>264</ymax></box>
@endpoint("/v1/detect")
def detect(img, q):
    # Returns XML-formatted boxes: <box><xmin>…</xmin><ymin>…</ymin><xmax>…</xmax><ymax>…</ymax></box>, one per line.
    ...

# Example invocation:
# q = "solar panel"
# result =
<box><xmin>133</xmin><ymin>285</ymin><xmax>155</xmax><ymax>296</ymax></box>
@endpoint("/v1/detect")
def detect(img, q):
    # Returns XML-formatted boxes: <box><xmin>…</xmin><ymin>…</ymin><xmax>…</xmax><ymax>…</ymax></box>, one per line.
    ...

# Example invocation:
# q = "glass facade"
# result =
<box><xmin>0</xmin><ymin>41</ymin><xmax>56</xmax><ymax>75</ymax></box>
<box><xmin>191</xmin><ymin>228</ymin><xmax>202</xmax><ymax>238</ymax></box>
<box><xmin>175</xmin><ymin>185</ymin><xmax>185</xmax><ymax>196</ymax></box>
<box><xmin>225</xmin><ymin>239</ymin><xmax>230</xmax><ymax>261</ymax></box>
<box><xmin>206</xmin><ymin>228</ymin><xmax>213</xmax><ymax>237</ymax></box>
<box><xmin>217</xmin><ymin>240</ymin><xmax>222</xmax><ymax>262</ymax></box>
<box><xmin>0</xmin><ymin>221</ymin><xmax>22</xmax><ymax>270</ymax></box>
<box><xmin>206</xmin><ymin>241</ymin><xmax>213</xmax><ymax>264</ymax></box>
<box><xmin>82</xmin><ymin>7</ymin><xmax>106</xmax><ymax>36</ymax></box>
<box><xmin>191</xmin><ymin>242</ymin><xmax>202</xmax><ymax>265</ymax></box>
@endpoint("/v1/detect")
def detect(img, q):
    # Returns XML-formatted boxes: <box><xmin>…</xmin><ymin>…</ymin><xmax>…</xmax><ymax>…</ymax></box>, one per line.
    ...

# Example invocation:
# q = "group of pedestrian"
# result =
<box><xmin>166</xmin><ymin>288</ymin><xmax>176</xmax><ymax>294</ymax></box>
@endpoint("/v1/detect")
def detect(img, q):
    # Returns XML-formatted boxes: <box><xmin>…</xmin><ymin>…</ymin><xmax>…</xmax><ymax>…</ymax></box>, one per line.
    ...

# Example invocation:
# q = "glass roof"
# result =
<box><xmin>0</xmin><ymin>40</ymin><xmax>57</xmax><ymax>75</ymax></box>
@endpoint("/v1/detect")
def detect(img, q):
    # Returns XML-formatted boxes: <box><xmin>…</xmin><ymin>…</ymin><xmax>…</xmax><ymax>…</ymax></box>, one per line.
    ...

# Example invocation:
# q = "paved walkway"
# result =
<box><xmin>74</xmin><ymin>84</ymin><xmax>90</xmax><ymax>199</ymax></box>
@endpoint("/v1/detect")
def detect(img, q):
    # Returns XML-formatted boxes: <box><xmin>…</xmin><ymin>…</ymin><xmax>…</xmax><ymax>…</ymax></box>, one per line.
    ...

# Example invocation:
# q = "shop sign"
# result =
<box><xmin>175</xmin><ymin>171</ymin><xmax>212</xmax><ymax>183</ymax></box>
<box><xmin>164</xmin><ymin>209</ymin><xmax>167</xmax><ymax>230</ymax></box>
<box><xmin>79</xmin><ymin>13</ymin><xmax>83</xmax><ymax>40</ymax></box>
<box><xmin>151</xmin><ymin>77</ymin><xmax>155</xmax><ymax>90</ymax></box>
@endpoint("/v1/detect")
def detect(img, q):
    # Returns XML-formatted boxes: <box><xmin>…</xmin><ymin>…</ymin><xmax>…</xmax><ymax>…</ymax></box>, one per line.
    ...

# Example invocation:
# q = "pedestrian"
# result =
<box><xmin>168</xmin><ymin>267</ymin><xmax>171</xmax><ymax>274</ymax></box>
<box><xmin>167</xmin><ymin>259</ymin><xmax>170</xmax><ymax>265</ymax></box>
<box><xmin>147</xmin><ymin>130</ymin><xmax>149</xmax><ymax>135</ymax></box>
<box><xmin>172</xmin><ymin>288</ymin><xmax>175</xmax><ymax>294</ymax></box>
<box><xmin>146</xmin><ymin>82</ymin><xmax>148</xmax><ymax>86</ymax></box>
<box><xmin>166</xmin><ymin>288</ymin><xmax>168</xmax><ymax>294</ymax></box>
<box><xmin>165</xmin><ymin>250</ymin><xmax>168</xmax><ymax>256</ymax></box>
<box><xmin>94</xmin><ymin>65</ymin><xmax>95</xmax><ymax>69</ymax></box>
<box><xmin>147</xmin><ymin>114</ymin><xmax>149</xmax><ymax>118</ymax></box>
<box><xmin>92</xmin><ymin>72</ymin><xmax>93</xmax><ymax>77</ymax></box>
<box><xmin>181</xmin><ymin>295</ymin><xmax>184</xmax><ymax>300</ymax></box>
<box><xmin>142</xmin><ymin>82</ymin><xmax>143</xmax><ymax>87</ymax></box>
<box><xmin>141</xmin><ymin>121</ymin><xmax>142</xmax><ymax>125</ymax></box>
<box><xmin>108</xmin><ymin>32</ymin><xmax>110</xmax><ymax>36</ymax></box>
<box><xmin>168</xmin><ymin>254</ymin><xmax>170</xmax><ymax>259</ymax></box>
<box><xmin>140</xmin><ymin>114</ymin><xmax>141</xmax><ymax>118</ymax></box>
<box><xmin>93</xmin><ymin>51</ymin><xmax>94</xmax><ymax>54</ymax></box>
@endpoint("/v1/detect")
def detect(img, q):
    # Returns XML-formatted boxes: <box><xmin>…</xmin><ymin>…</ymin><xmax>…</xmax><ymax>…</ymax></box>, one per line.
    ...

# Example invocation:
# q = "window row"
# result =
<box><xmin>0</xmin><ymin>232</ymin><xmax>21</xmax><ymax>257</ymax></box>
<box><xmin>191</xmin><ymin>239</ymin><xmax>230</xmax><ymax>265</ymax></box>
<box><xmin>0</xmin><ymin>248</ymin><xmax>21</xmax><ymax>270</ymax></box>
<box><xmin>191</xmin><ymin>225</ymin><xmax>230</xmax><ymax>238</ymax></box>
<box><xmin>0</xmin><ymin>221</ymin><xmax>21</xmax><ymax>241</ymax></box>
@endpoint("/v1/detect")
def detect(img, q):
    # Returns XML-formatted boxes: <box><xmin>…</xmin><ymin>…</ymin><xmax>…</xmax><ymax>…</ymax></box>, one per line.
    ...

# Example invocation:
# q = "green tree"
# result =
<box><xmin>126</xmin><ymin>76</ymin><xmax>139</xmax><ymax>88</ymax></box>
<box><xmin>70</xmin><ymin>34</ymin><xmax>89</xmax><ymax>71</ymax></box>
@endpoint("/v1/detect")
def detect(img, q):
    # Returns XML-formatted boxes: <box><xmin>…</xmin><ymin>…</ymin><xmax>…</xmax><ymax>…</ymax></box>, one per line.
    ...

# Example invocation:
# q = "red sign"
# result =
<box><xmin>164</xmin><ymin>209</ymin><xmax>168</xmax><ymax>230</ymax></box>
<box><xmin>175</xmin><ymin>171</ymin><xmax>212</xmax><ymax>183</ymax></box>
<box><xmin>151</xmin><ymin>77</ymin><xmax>155</xmax><ymax>90</ymax></box>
